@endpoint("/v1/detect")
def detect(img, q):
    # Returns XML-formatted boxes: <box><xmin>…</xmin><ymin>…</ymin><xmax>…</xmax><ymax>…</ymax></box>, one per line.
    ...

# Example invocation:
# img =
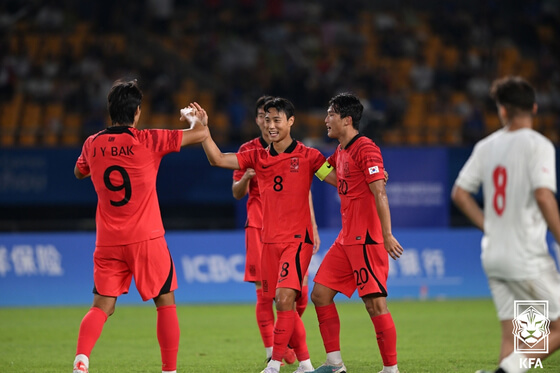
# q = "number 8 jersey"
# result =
<box><xmin>455</xmin><ymin>128</ymin><xmax>557</xmax><ymax>279</ymax></box>
<box><xmin>75</xmin><ymin>126</ymin><xmax>182</xmax><ymax>246</ymax></box>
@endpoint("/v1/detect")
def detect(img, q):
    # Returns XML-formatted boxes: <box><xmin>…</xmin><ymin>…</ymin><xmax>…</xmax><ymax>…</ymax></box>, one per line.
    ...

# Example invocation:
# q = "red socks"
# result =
<box><xmin>271</xmin><ymin>310</ymin><xmax>295</xmax><ymax>362</ymax></box>
<box><xmin>289</xmin><ymin>311</ymin><xmax>310</xmax><ymax>361</ymax></box>
<box><xmin>256</xmin><ymin>288</ymin><xmax>275</xmax><ymax>348</ymax></box>
<box><xmin>157</xmin><ymin>305</ymin><xmax>180</xmax><ymax>372</ymax></box>
<box><xmin>371</xmin><ymin>313</ymin><xmax>397</xmax><ymax>366</ymax></box>
<box><xmin>296</xmin><ymin>285</ymin><xmax>308</xmax><ymax>317</ymax></box>
<box><xmin>76</xmin><ymin>307</ymin><xmax>108</xmax><ymax>357</ymax></box>
<box><xmin>315</xmin><ymin>303</ymin><xmax>341</xmax><ymax>353</ymax></box>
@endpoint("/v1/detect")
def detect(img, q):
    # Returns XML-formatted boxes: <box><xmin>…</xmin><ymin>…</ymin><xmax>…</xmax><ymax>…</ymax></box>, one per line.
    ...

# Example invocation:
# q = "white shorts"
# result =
<box><xmin>488</xmin><ymin>270</ymin><xmax>560</xmax><ymax>321</ymax></box>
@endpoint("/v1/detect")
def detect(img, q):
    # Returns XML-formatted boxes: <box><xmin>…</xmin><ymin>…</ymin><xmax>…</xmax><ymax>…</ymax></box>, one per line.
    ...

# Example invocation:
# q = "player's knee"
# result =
<box><xmin>363</xmin><ymin>295</ymin><xmax>388</xmax><ymax>317</ymax></box>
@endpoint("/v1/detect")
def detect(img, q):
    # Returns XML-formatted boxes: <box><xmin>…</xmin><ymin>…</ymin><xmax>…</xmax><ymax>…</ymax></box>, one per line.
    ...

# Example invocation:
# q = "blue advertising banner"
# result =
<box><xmin>310</xmin><ymin>146</ymin><xmax>450</xmax><ymax>229</ymax></box>
<box><xmin>0</xmin><ymin>228</ymin><xmax>501</xmax><ymax>307</ymax></box>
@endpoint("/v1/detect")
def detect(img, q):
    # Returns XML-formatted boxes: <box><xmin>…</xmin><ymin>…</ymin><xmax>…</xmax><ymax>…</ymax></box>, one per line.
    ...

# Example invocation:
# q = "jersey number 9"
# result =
<box><xmin>104</xmin><ymin>165</ymin><xmax>132</xmax><ymax>207</ymax></box>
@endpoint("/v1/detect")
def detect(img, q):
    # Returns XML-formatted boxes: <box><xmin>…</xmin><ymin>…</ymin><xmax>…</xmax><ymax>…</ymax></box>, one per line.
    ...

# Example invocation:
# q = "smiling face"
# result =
<box><xmin>256</xmin><ymin>106</ymin><xmax>271</xmax><ymax>143</ymax></box>
<box><xmin>264</xmin><ymin>107</ymin><xmax>294</xmax><ymax>143</ymax></box>
<box><xmin>325</xmin><ymin>105</ymin><xmax>344</xmax><ymax>139</ymax></box>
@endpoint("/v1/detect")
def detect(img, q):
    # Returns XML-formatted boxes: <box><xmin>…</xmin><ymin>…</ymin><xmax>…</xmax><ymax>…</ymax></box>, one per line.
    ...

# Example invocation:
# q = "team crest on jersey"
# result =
<box><xmin>343</xmin><ymin>162</ymin><xmax>350</xmax><ymax>177</ymax></box>
<box><xmin>290</xmin><ymin>157</ymin><xmax>299</xmax><ymax>172</ymax></box>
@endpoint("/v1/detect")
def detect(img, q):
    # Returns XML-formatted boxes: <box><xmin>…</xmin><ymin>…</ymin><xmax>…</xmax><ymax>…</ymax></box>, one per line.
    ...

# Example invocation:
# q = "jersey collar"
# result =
<box><xmin>343</xmin><ymin>134</ymin><xmax>364</xmax><ymax>150</ymax></box>
<box><xmin>259</xmin><ymin>136</ymin><xmax>269</xmax><ymax>149</ymax></box>
<box><xmin>92</xmin><ymin>126</ymin><xmax>134</xmax><ymax>142</ymax></box>
<box><xmin>270</xmin><ymin>139</ymin><xmax>297</xmax><ymax>156</ymax></box>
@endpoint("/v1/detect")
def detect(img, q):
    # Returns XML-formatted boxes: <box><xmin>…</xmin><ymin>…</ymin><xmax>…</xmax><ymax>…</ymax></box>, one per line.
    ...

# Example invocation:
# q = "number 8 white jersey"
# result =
<box><xmin>455</xmin><ymin>128</ymin><xmax>557</xmax><ymax>279</ymax></box>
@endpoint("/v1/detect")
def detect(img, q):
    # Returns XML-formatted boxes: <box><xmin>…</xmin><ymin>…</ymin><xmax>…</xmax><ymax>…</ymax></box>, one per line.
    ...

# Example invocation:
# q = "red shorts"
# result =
<box><xmin>244</xmin><ymin>226</ymin><xmax>263</xmax><ymax>282</ymax></box>
<box><xmin>314</xmin><ymin>240</ymin><xmax>388</xmax><ymax>298</ymax></box>
<box><xmin>261</xmin><ymin>241</ymin><xmax>313</xmax><ymax>300</ymax></box>
<box><xmin>93</xmin><ymin>236</ymin><xmax>178</xmax><ymax>301</ymax></box>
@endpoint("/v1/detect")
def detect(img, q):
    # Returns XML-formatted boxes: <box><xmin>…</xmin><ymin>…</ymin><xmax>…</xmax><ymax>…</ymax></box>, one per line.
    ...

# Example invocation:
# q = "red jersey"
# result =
<box><xmin>236</xmin><ymin>140</ymin><xmax>325</xmax><ymax>243</ymax></box>
<box><xmin>233</xmin><ymin>137</ymin><xmax>268</xmax><ymax>229</ymax></box>
<box><xmin>327</xmin><ymin>134</ymin><xmax>385</xmax><ymax>245</ymax></box>
<box><xmin>75</xmin><ymin>126</ymin><xmax>182</xmax><ymax>246</ymax></box>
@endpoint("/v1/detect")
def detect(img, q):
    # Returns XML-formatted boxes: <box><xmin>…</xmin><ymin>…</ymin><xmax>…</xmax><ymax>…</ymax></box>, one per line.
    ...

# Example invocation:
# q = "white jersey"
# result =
<box><xmin>455</xmin><ymin>127</ymin><xmax>557</xmax><ymax>279</ymax></box>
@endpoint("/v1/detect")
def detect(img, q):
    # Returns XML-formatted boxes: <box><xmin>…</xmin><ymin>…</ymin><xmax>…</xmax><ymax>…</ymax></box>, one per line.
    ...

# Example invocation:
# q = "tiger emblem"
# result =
<box><xmin>512</xmin><ymin>306</ymin><xmax>550</xmax><ymax>348</ymax></box>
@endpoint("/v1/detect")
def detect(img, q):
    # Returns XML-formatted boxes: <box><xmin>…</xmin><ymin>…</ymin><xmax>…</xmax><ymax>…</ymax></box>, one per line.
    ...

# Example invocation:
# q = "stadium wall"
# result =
<box><xmin>3</xmin><ymin>228</ymin><xmax>557</xmax><ymax>307</ymax></box>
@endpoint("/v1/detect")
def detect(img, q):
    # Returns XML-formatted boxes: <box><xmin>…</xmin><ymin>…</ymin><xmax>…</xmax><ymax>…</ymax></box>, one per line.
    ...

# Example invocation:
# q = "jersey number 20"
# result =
<box><xmin>492</xmin><ymin>166</ymin><xmax>507</xmax><ymax>216</ymax></box>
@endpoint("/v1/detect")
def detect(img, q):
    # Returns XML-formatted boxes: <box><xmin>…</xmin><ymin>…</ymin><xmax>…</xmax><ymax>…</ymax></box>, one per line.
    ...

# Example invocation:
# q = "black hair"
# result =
<box><xmin>489</xmin><ymin>76</ymin><xmax>535</xmax><ymax>117</ymax></box>
<box><xmin>107</xmin><ymin>79</ymin><xmax>143</xmax><ymax>125</ymax></box>
<box><xmin>255</xmin><ymin>95</ymin><xmax>274</xmax><ymax>117</ymax></box>
<box><xmin>328</xmin><ymin>92</ymin><xmax>363</xmax><ymax>130</ymax></box>
<box><xmin>263</xmin><ymin>97</ymin><xmax>295</xmax><ymax>120</ymax></box>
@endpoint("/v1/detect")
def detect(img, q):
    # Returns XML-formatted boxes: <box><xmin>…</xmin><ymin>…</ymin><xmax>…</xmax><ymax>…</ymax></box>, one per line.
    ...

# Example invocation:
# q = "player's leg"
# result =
<box><xmin>74</xmin><ymin>245</ymin><xmax>131</xmax><ymax>373</ymax></box>
<box><xmin>132</xmin><ymin>238</ymin><xmax>180</xmax><ymax>373</ymax></box>
<box><xmin>255</xmin><ymin>281</ymin><xmax>276</xmax><ymax>361</ymax></box>
<box><xmin>73</xmin><ymin>294</ymin><xmax>116</xmax><ymax>373</ymax></box>
<box><xmin>296</xmin><ymin>273</ymin><xmax>309</xmax><ymax>317</ymax></box>
<box><xmin>246</xmin><ymin>227</ymin><xmax>276</xmax><ymax>361</ymax></box>
<box><xmin>263</xmin><ymin>241</ymin><xmax>313</xmax><ymax>373</ymax></box>
<box><xmin>364</xmin><ymin>295</ymin><xmax>398</xmax><ymax>373</ymax></box>
<box><xmin>154</xmin><ymin>291</ymin><xmax>180</xmax><ymax>373</ymax></box>
<box><xmin>490</xmin><ymin>272</ymin><xmax>560</xmax><ymax>373</ymax></box>
<box><xmin>358</xmin><ymin>243</ymin><xmax>397</xmax><ymax>373</ymax></box>
<box><xmin>310</xmin><ymin>241</ymin><xmax>354</xmax><ymax>373</ymax></box>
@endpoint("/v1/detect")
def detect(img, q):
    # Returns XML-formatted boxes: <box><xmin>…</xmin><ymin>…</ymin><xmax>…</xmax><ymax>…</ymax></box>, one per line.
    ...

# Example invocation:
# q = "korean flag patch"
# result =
<box><xmin>368</xmin><ymin>166</ymin><xmax>379</xmax><ymax>175</ymax></box>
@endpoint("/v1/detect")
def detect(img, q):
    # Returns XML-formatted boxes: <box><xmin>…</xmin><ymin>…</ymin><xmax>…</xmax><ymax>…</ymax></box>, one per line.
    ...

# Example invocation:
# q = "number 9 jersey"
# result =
<box><xmin>454</xmin><ymin>128</ymin><xmax>557</xmax><ymax>279</ymax></box>
<box><xmin>75</xmin><ymin>126</ymin><xmax>182</xmax><ymax>246</ymax></box>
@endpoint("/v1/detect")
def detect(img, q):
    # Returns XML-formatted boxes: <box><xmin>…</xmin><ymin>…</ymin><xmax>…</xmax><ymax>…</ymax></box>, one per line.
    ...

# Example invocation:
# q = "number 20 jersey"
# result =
<box><xmin>75</xmin><ymin>126</ymin><xmax>182</xmax><ymax>246</ymax></box>
<box><xmin>455</xmin><ymin>128</ymin><xmax>557</xmax><ymax>279</ymax></box>
<box><xmin>326</xmin><ymin>134</ymin><xmax>386</xmax><ymax>245</ymax></box>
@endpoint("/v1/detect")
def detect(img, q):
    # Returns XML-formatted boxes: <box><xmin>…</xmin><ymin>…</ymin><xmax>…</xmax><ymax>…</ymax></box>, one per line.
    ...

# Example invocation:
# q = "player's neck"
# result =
<box><xmin>272</xmin><ymin>136</ymin><xmax>293</xmax><ymax>153</ymax></box>
<box><xmin>339</xmin><ymin>129</ymin><xmax>359</xmax><ymax>149</ymax></box>
<box><xmin>505</xmin><ymin>116</ymin><xmax>532</xmax><ymax>131</ymax></box>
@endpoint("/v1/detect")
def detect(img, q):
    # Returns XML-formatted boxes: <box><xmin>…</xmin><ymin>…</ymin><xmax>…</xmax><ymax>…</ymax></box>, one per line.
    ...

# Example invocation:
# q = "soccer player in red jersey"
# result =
<box><xmin>72</xmin><ymin>79</ymin><xmax>208</xmax><ymax>373</ymax></box>
<box><xmin>310</xmin><ymin>93</ymin><xmax>403</xmax><ymax>373</ymax></box>
<box><xmin>232</xmin><ymin>96</ymin><xmax>319</xmax><ymax>366</ymax></box>
<box><xmin>199</xmin><ymin>98</ymin><xmax>336</xmax><ymax>373</ymax></box>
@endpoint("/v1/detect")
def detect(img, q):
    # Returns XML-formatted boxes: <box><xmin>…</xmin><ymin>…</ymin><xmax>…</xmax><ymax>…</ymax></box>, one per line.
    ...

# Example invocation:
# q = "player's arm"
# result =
<box><xmin>179</xmin><ymin>103</ymin><xmax>209</xmax><ymax>146</ymax></box>
<box><xmin>74</xmin><ymin>165</ymin><xmax>89</xmax><ymax>180</ymax></box>
<box><xmin>186</xmin><ymin>103</ymin><xmax>240</xmax><ymax>170</ymax></box>
<box><xmin>369</xmin><ymin>179</ymin><xmax>403</xmax><ymax>260</ymax></box>
<box><xmin>315</xmin><ymin>161</ymin><xmax>336</xmax><ymax>186</ymax></box>
<box><xmin>309</xmin><ymin>191</ymin><xmax>320</xmax><ymax>254</ymax></box>
<box><xmin>451</xmin><ymin>184</ymin><xmax>484</xmax><ymax>231</ymax></box>
<box><xmin>232</xmin><ymin>168</ymin><xmax>255</xmax><ymax>200</ymax></box>
<box><xmin>535</xmin><ymin>187</ymin><xmax>560</xmax><ymax>244</ymax></box>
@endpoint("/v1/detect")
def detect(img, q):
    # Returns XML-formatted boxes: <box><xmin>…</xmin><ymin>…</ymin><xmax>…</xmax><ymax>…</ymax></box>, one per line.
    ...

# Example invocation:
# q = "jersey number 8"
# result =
<box><xmin>492</xmin><ymin>166</ymin><xmax>507</xmax><ymax>216</ymax></box>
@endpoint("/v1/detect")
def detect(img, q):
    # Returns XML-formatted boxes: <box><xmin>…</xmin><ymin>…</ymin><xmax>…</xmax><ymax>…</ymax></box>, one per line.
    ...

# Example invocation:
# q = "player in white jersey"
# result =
<box><xmin>452</xmin><ymin>76</ymin><xmax>560</xmax><ymax>373</ymax></box>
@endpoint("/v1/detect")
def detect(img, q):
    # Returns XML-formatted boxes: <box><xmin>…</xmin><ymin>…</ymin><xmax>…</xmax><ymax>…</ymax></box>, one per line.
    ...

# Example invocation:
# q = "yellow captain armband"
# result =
<box><xmin>315</xmin><ymin>161</ymin><xmax>334</xmax><ymax>181</ymax></box>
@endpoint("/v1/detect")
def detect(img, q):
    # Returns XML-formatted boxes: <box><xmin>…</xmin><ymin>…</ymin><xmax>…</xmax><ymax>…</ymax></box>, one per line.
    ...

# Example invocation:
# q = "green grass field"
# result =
<box><xmin>1</xmin><ymin>299</ymin><xmax>559</xmax><ymax>372</ymax></box>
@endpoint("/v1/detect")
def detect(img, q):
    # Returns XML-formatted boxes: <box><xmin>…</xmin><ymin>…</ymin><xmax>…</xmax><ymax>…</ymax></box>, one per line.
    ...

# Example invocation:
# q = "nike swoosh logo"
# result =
<box><xmin>278</xmin><ymin>278</ymin><xmax>287</xmax><ymax>283</ymax></box>
<box><xmin>262</xmin><ymin>165</ymin><xmax>270</xmax><ymax>169</ymax></box>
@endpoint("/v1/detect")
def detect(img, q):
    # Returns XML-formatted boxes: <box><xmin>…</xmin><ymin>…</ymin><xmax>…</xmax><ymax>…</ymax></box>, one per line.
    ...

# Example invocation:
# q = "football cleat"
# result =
<box><xmin>261</xmin><ymin>367</ymin><xmax>279</xmax><ymax>373</ymax></box>
<box><xmin>73</xmin><ymin>361</ymin><xmax>88</xmax><ymax>373</ymax></box>
<box><xmin>293</xmin><ymin>365</ymin><xmax>315</xmax><ymax>373</ymax></box>
<box><xmin>312</xmin><ymin>363</ymin><xmax>347</xmax><ymax>373</ymax></box>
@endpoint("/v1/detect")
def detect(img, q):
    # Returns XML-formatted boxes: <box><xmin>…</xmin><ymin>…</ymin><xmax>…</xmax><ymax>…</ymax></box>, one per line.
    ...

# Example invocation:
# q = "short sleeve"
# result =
<box><xmin>237</xmin><ymin>148</ymin><xmax>257</xmax><ymax>170</ymax></box>
<box><xmin>75</xmin><ymin>139</ymin><xmax>91</xmax><ymax>176</ymax></box>
<box><xmin>529</xmin><ymin>137</ymin><xmax>556</xmax><ymax>193</ymax></box>
<box><xmin>357</xmin><ymin>142</ymin><xmax>384</xmax><ymax>183</ymax></box>
<box><xmin>455</xmin><ymin>142</ymin><xmax>483</xmax><ymax>194</ymax></box>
